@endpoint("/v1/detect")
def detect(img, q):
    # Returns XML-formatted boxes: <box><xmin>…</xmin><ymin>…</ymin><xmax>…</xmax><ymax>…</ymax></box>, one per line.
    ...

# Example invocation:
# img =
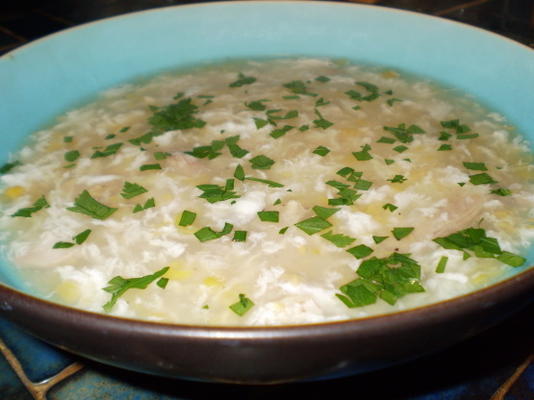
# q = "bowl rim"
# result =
<box><xmin>0</xmin><ymin>0</ymin><xmax>533</xmax><ymax>338</ymax></box>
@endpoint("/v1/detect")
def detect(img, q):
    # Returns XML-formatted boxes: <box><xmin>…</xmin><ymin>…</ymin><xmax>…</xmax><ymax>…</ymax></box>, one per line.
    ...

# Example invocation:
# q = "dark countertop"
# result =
<box><xmin>0</xmin><ymin>1</ymin><xmax>533</xmax><ymax>399</ymax></box>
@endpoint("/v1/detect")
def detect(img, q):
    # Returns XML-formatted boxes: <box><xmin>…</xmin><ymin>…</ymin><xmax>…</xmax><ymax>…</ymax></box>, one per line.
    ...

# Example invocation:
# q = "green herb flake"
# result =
<box><xmin>67</xmin><ymin>190</ymin><xmax>117</xmax><ymax>220</ymax></box>
<box><xmin>382</xmin><ymin>203</ymin><xmax>398</xmax><ymax>212</ymax></box>
<box><xmin>249</xmin><ymin>155</ymin><xmax>275</xmax><ymax>170</ymax></box>
<box><xmin>229</xmin><ymin>293</ymin><xmax>254</xmax><ymax>316</ymax></box>
<box><xmin>105</xmin><ymin>134</ymin><xmax>116</xmax><ymax>140</ymax></box>
<box><xmin>279</xmin><ymin>226</ymin><xmax>289</xmax><ymax>234</ymax></box>
<box><xmin>353</xmin><ymin>144</ymin><xmax>373</xmax><ymax>161</ymax></box>
<box><xmin>245</xmin><ymin>177</ymin><xmax>284</xmax><ymax>188</ymax></box>
<box><xmin>133</xmin><ymin>198</ymin><xmax>156</xmax><ymax>213</ymax></box>
<box><xmin>315</xmin><ymin>75</ymin><xmax>330</xmax><ymax>83</ymax></box>
<box><xmin>63</xmin><ymin>136</ymin><xmax>73</xmax><ymax>143</ymax></box>
<box><xmin>354</xmin><ymin>179</ymin><xmax>373</xmax><ymax>191</ymax></box>
<box><xmin>121</xmin><ymin>182</ymin><xmax>148</xmax><ymax>199</ymax></box>
<box><xmin>91</xmin><ymin>143</ymin><xmax>123</xmax><ymax>159</ymax></box>
<box><xmin>385</xmin><ymin>159</ymin><xmax>395</xmax><ymax>165</ymax></box>
<box><xmin>313</xmin><ymin>109</ymin><xmax>333</xmax><ymax>129</ymax></box>
<box><xmin>233</xmin><ymin>230</ymin><xmax>248</xmax><ymax>242</ymax></box>
<box><xmin>438</xmin><ymin>144</ymin><xmax>453</xmax><ymax>151</ymax></box>
<box><xmin>138</xmin><ymin>162</ymin><xmax>162</xmax><ymax>172</ymax></box>
<box><xmin>270</xmin><ymin>125</ymin><xmax>294</xmax><ymax>139</ymax></box>
<box><xmin>119</xmin><ymin>126</ymin><xmax>131</xmax><ymax>133</ymax></box>
<box><xmin>392</xmin><ymin>227</ymin><xmax>414</xmax><ymax>240</ymax></box>
<box><xmin>491</xmin><ymin>188</ymin><xmax>512</xmax><ymax>196</ymax></box>
<box><xmin>435</xmin><ymin>256</ymin><xmax>448</xmax><ymax>273</ymax></box>
<box><xmin>102</xmin><ymin>266</ymin><xmax>169</xmax><ymax>312</ymax></box>
<box><xmin>257</xmin><ymin>210</ymin><xmax>279</xmax><ymax>223</ymax></box>
<box><xmin>295</xmin><ymin>216</ymin><xmax>332</xmax><ymax>235</ymax></box>
<box><xmin>438</xmin><ymin>131</ymin><xmax>452</xmax><ymax>141</ymax></box>
<box><xmin>245</xmin><ymin>99</ymin><xmax>269</xmax><ymax>111</ymax></box>
<box><xmin>312</xmin><ymin>146</ymin><xmax>330</xmax><ymax>156</ymax></box>
<box><xmin>64</xmin><ymin>150</ymin><xmax>80</xmax><ymax>162</ymax></box>
<box><xmin>53</xmin><ymin>241</ymin><xmax>75</xmax><ymax>249</ymax></box>
<box><xmin>346</xmin><ymin>244</ymin><xmax>374</xmax><ymax>259</ymax></box>
<box><xmin>283</xmin><ymin>80</ymin><xmax>317</xmax><ymax>97</ymax></box>
<box><xmin>393</xmin><ymin>145</ymin><xmax>408</xmax><ymax>153</ymax></box>
<box><xmin>386</xmin><ymin>98</ymin><xmax>403</xmax><ymax>106</ymax></box>
<box><xmin>469</xmin><ymin>173</ymin><xmax>497</xmax><ymax>185</ymax></box>
<box><xmin>234</xmin><ymin>165</ymin><xmax>245</xmax><ymax>181</ymax></box>
<box><xmin>377</xmin><ymin>136</ymin><xmax>396</xmax><ymax>144</ymax></box>
<box><xmin>154</xmin><ymin>151</ymin><xmax>172</xmax><ymax>160</ymax></box>
<box><xmin>197</xmin><ymin>183</ymin><xmax>240</xmax><ymax>203</ymax></box>
<box><xmin>321</xmin><ymin>231</ymin><xmax>356</xmax><ymax>248</ymax></box>
<box><xmin>148</xmin><ymin>98</ymin><xmax>206</xmax><ymax>132</ymax></box>
<box><xmin>298</xmin><ymin>124</ymin><xmax>310</xmax><ymax>132</ymax></box>
<box><xmin>178</xmin><ymin>210</ymin><xmax>197</xmax><ymax>227</ymax></box>
<box><xmin>315</xmin><ymin>97</ymin><xmax>330</xmax><ymax>107</ymax></box>
<box><xmin>253</xmin><ymin>117</ymin><xmax>269</xmax><ymax>129</ymax></box>
<box><xmin>229</xmin><ymin>73</ymin><xmax>256</xmax><ymax>88</ymax></box>
<box><xmin>194</xmin><ymin>223</ymin><xmax>233</xmax><ymax>242</ymax></box>
<box><xmin>157</xmin><ymin>277</ymin><xmax>169</xmax><ymax>289</ymax></box>
<box><xmin>312</xmin><ymin>205</ymin><xmax>340</xmax><ymax>219</ymax></box>
<box><xmin>388</xmin><ymin>174</ymin><xmax>407</xmax><ymax>183</ymax></box>
<box><xmin>74</xmin><ymin>229</ymin><xmax>92</xmax><ymax>245</ymax></box>
<box><xmin>372</xmin><ymin>235</ymin><xmax>388</xmax><ymax>244</ymax></box>
<box><xmin>457</xmin><ymin>133</ymin><xmax>479</xmax><ymax>140</ymax></box>
<box><xmin>463</xmin><ymin>162</ymin><xmax>487</xmax><ymax>171</ymax></box>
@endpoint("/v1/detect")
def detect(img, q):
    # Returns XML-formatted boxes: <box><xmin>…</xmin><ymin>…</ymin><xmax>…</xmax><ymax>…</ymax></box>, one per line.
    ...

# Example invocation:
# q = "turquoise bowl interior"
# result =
<box><xmin>0</xmin><ymin>1</ymin><xmax>533</xmax><ymax>383</ymax></box>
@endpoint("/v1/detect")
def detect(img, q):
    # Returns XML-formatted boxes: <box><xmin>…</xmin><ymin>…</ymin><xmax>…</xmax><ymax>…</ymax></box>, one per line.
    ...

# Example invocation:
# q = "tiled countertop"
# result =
<box><xmin>0</xmin><ymin>1</ymin><xmax>533</xmax><ymax>399</ymax></box>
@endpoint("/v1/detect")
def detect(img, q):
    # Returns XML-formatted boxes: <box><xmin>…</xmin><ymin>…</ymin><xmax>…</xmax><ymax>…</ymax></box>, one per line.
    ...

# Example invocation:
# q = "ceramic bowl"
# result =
<box><xmin>0</xmin><ymin>1</ymin><xmax>533</xmax><ymax>384</ymax></box>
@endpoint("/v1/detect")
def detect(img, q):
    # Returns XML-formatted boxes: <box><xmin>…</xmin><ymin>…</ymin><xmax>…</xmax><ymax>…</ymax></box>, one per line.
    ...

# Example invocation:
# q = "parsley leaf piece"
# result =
<box><xmin>253</xmin><ymin>117</ymin><xmax>269</xmax><ymax>129</ymax></box>
<box><xmin>245</xmin><ymin>99</ymin><xmax>269</xmax><ymax>111</ymax></box>
<box><xmin>229</xmin><ymin>293</ymin><xmax>254</xmax><ymax>316</ymax></box>
<box><xmin>64</xmin><ymin>150</ymin><xmax>80</xmax><ymax>162</ymax></box>
<box><xmin>491</xmin><ymin>188</ymin><xmax>512</xmax><ymax>196</ymax></box>
<box><xmin>267</xmin><ymin>109</ymin><xmax>299</xmax><ymax>121</ymax></box>
<box><xmin>133</xmin><ymin>198</ymin><xmax>155</xmax><ymax>213</ymax></box>
<box><xmin>312</xmin><ymin>146</ymin><xmax>330</xmax><ymax>156</ymax></box>
<box><xmin>295</xmin><ymin>216</ymin><xmax>332</xmax><ymax>235</ymax></box>
<box><xmin>457</xmin><ymin>133</ymin><xmax>479</xmax><ymax>140</ymax></box>
<box><xmin>440</xmin><ymin>119</ymin><xmax>470</xmax><ymax>133</ymax></box>
<box><xmin>63</xmin><ymin>136</ymin><xmax>73</xmax><ymax>143</ymax></box>
<box><xmin>74</xmin><ymin>229</ymin><xmax>92</xmax><ymax>245</ymax></box>
<box><xmin>233</xmin><ymin>230</ymin><xmax>247</xmax><ymax>242</ymax></box>
<box><xmin>388</xmin><ymin>174</ymin><xmax>407</xmax><ymax>183</ymax></box>
<box><xmin>197</xmin><ymin>183</ymin><xmax>240</xmax><ymax>203</ymax></box>
<box><xmin>154</xmin><ymin>151</ymin><xmax>171</xmax><ymax>160</ymax></box>
<box><xmin>249</xmin><ymin>155</ymin><xmax>275</xmax><ymax>170</ymax></box>
<box><xmin>382</xmin><ymin>203</ymin><xmax>398</xmax><ymax>212</ymax></box>
<box><xmin>227</xmin><ymin>142</ymin><xmax>249</xmax><ymax>158</ymax></box>
<box><xmin>102</xmin><ymin>266</ymin><xmax>169</xmax><ymax>312</ymax></box>
<box><xmin>194</xmin><ymin>223</ymin><xmax>233</xmax><ymax>242</ymax></box>
<box><xmin>497</xmin><ymin>251</ymin><xmax>526</xmax><ymax>267</ymax></box>
<box><xmin>67</xmin><ymin>190</ymin><xmax>117</xmax><ymax>220</ymax></box>
<box><xmin>229</xmin><ymin>73</ymin><xmax>256</xmax><ymax>88</ymax></box>
<box><xmin>393</xmin><ymin>145</ymin><xmax>408</xmax><ymax>153</ymax></box>
<box><xmin>312</xmin><ymin>108</ymin><xmax>333</xmax><ymax>129</ymax></box>
<box><xmin>336</xmin><ymin>280</ymin><xmax>377</xmax><ymax>308</ymax></box>
<box><xmin>347</xmin><ymin>244</ymin><xmax>374</xmax><ymax>259</ymax></box>
<box><xmin>385</xmin><ymin>159</ymin><xmax>395</xmax><ymax>165</ymax></box>
<box><xmin>354</xmin><ymin>179</ymin><xmax>373</xmax><ymax>190</ymax></box>
<box><xmin>121</xmin><ymin>182</ymin><xmax>148</xmax><ymax>199</ymax></box>
<box><xmin>312</xmin><ymin>205</ymin><xmax>340</xmax><ymax>219</ymax></box>
<box><xmin>270</xmin><ymin>125</ymin><xmax>294</xmax><ymax>139</ymax></box>
<box><xmin>315</xmin><ymin>97</ymin><xmax>330</xmax><ymax>107</ymax></box>
<box><xmin>463</xmin><ymin>162</ymin><xmax>488</xmax><ymax>171</ymax></box>
<box><xmin>157</xmin><ymin>277</ymin><xmax>169</xmax><ymax>289</ymax></box>
<box><xmin>435</xmin><ymin>256</ymin><xmax>448</xmax><ymax>273</ymax></box>
<box><xmin>377</xmin><ymin>136</ymin><xmax>396</xmax><ymax>144</ymax></box>
<box><xmin>234</xmin><ymin>165</ymin><xmax>245</xmax><ymax>181</ymax></box>
<box><xmin>257</xmin><ymin>210</ymin><xmax>279</xmax><ymax>223</ymax></box>
<box><xmin>353</xmin><ymin>144</ymin><xmax>373</xmax><ymax>161</ymax></box>
<box><xmin>392</xmin><ymin>227</ymin><xmax>414</xmax><ymax>240</ymax></box>
<box><xmin>373</xmin><ymin>235</ymin><xmax>388</xmax><ymax>244</ymax></box>
<box><xmin>469</xmin><ymin>173</ymin><xmax>497</xmax><ymax>185</ymax></box>
<box><xmin>129</xmin><ymin>131</ymin><xmax>158</xmax><ymax>146</ymax></box>
<box><xmin>387</xmin><ymin>98</ymin><xmax>403</xmax><ymax>106</ymax></box>
<box><xmin>149</xmin><ymin>98</ymin><xmax>206</xmax><ymax>132</ymax></box>
<box><xmin>321</xmin><ymin>231</ymin><xmax>355</xmax><ymax>248</ymax></box>
<box><xmin>91</xmin><ymin>143</ymin><xmax>123</xmax><ymax>159</ymax></box>
<box><xmin>178</xmin><ymin>210</ymin><xmax>197</xmax><ymax>227</ymax></box>
<box><xmin>245</xmin><ymin>177</ymin><xmax>284</xmax><ymax>188</ymax></box>
<box><xmin>315</xmin><ymin>75</ymin><xmax>330</xmax><ymax>83</ymax></box>
<box><xmin>11</xmin><ymin>195</ymin><xmax>50</xmax><ymax>218</ymax></box>
<box><xmin>438</xmin><ymin>144</ymin><xmax>453</xmax><ymax>151</ymax></box>
<box><xmin>438</xmin><ymin>131</ymin><xmax>452</xmax><ymax>141</ymax></box>
<box><xmin>283</xmin><ymin>80</ymin><xmax>317</xmax><ymax>97</ymax></box>
<box><xmin>279</xmin><ymin>226</ymin><xmax>289</xmax><ymax>234</ymax></box>
<box><xmin>298</xmin><ymin>124</ymin><xmax>310</xmax><ymax>132</ymax></box>
<box><xmin>53</xmin><ymin>241</ymin><xmax>75</xmax><ymax>249</ymax></box>
<box><xmin>186</xmin><ymin>140</ymin><xmax>225</xmax><ymax>160</ymax></box>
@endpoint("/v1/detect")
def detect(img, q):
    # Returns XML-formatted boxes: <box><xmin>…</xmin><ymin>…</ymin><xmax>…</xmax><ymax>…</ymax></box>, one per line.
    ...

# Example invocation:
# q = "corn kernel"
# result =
<box><xmin>5</xmin><ymin>186</ymin><xmax>25</xmax><ymax>199</ymax></box>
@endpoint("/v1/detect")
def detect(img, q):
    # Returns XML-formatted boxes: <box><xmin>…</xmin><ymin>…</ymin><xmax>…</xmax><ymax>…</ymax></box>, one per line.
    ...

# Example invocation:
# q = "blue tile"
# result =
<box><xmin>0</xmin><ymin>349</ymin><xmax>33</xmax><ymax>400</ymax></box>
<box><xmin>0</xmin><ymin>318</ymin><xmax>76</xmax><ymax>383</ymax></box>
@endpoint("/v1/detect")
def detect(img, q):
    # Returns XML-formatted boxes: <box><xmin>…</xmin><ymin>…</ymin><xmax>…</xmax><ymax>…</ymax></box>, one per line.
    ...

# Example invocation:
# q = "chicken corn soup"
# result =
<box><xmin>0</xmin><ymin>58</ymin><xmax>533</xmax><ymax>326</ymax></box>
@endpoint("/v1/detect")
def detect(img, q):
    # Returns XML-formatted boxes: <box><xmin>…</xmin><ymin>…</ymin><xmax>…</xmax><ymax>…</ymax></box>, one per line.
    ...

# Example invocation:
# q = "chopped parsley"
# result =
<box><xmin>315</xmin><ymin>97</ymin><xmax>330</xmax><ymax>107</ymax></box>
<box><xmin>463</xmin><ymin>162</ymin><xmax>487</xmax><ymax>171</ymax></box>
<box><xmin>133</xmin><ymin>197</ymin><xmax>156</xmax><ymax>213</ymax></box>
<box><xmin>438</xmin><ymin>144</ymin><xmax>453</xmax><ymax>151</ymax></box>
<box><xmin>234</xmin><ymin>164</ymin><xmax>245</xmax><ymax>181</ymax></box>
<box><xmin>382</xmin><ymin>203</ymin><xmax>398</xmax><ymax>212</ymax></box>
<box><xmin>140</xmin><ymin>163</ymin><xmax>162</xmax><ymax>171</ymax></box>
<box><xmin>63</xmin><ymin>136</ymin><xmax>73</xmax><ymax>143</ymax></box>
<box><xmin>67</xmin><ymin>190</ymin><xmax>117</xmax><ymax>220</ymax></box>
<box><xmin>435</xmin><ymin>256</ymin><xmax>448</xmax><ymax>273</ymax></box>
<box><xmin>120</xmin><ymin>182</ymin><xmax>148</xmax><ymax>199</ymax></box>
<box><xmin>197</xmin><ymin>181</ymin><xmax>240</xmax><ymax>203</ymax></box>
<box><xmin>148</xmin><ymin>98</ymin><xmax>206</xmax><ymax>132</ymax></box>
<box><xmin>312</xmin><ymin>146</ymin><xmax>330</xmax><ymax>156</ymax></box>
<box><xmin>91</xmin><ymin>143</ymin><xmax>123</xmax><ymax>159</ymax></box>
<box><xmin>337</xmin><ymin>253</ymin><xmax>425</xmax><ymax>308</ymax></box>
<box><xmin>186</xmin><ymin>140</ymin><xmax>225</xmax><ymax>159</ymax></box>
<box><xmin>295</xmin><ymin>216</ymin><xmax>332</xmax><ymax>235</ymax></box>
<box><xmin>64</xmin><ymin>150</ymin><xmax>80</xmax><ymax>162</ymax></box>
<box><xmin>53</xmin><ymin>229</ymin><xmax>92</xmax><ymax>249</ymax></box>
<box><xmin>154</xmin><ymin>151</ymin><xmax>172</xmax><ymax>160</ymax></box>
<box><xmin>315</xmin><ymin>75</ymin><xmax>330</xmax><ymax>83</ymax></box>
<box><xmin>229</xmin><ymin>293</ymin><xmax>254</xmax><ymax>316</ymax></box>
<box><xmin>392</xmin><ymin>227</ymin><xmax>414</xmax><ymax>240</ymax></box>
<box><xmin>249</xmin><ymin>155</ymin><xmax>275</xmax><ymax>170</ymax></box>
<box><xmin>278</xmin><ymin>226</ymin><xmax>289</xmax><ymax>234</ymax></box>
<box><xmin>233</xmin><ymin>230</ymin><xmax>248</xmax><ymax>242</ymax></box>
<box><xmin>386</xmin><ymin>98</ymin><xmax>403</xmax><ymax>106</ymax></box>
<box><xmin>245</xmin><ymin>99</ymin><xmax>269</xmax><ymax>111</ymax></box>
<box><xmin>270</xmin><ymin>125</ymin><xmax>294</xmax><ymax>139</ymax></box>
<box><xmin>393</xmin><ymin>145</ymin><xmax>408</xmax><ymax>153</ymax></box>
<box><xmin>373</xmin><ymin>235</ymin><xmax>388</xmax><ymax>244</ymax></box>
<box><xmin>253</xmin><ymin>117</ymin><xmax>269</xmax><ymax>129</ymax></box>
<box><xmin>440</xmin><ymin>119</ymin><xmax>470</xmax><ymax>134</ymax></box>
<box><xmin>257</xmin><ymin>210</ymin><xmax>279</xmax><ymax>223</ymax></box>
<box><xmin>312</xmin><ymin>205</ymin><xmax>340</xmax><ymax>219</ymax></box>
<box><xmin>377</xmin><ymin>136</ymin><xmax>396</xmax><ymax>144</ymax></box>
<box><xmin>433</xmin><ymin>227</ymin><xmax>526</xmax><ymax>267</ymax></box>
<box><xmin>194</xmin><ymin>222</ymin><xmax>233</xmax><ymax>242</ymax></box>
<box><xmin>283</xmin><ymin>80</ymin><xmax>317</xmax><ymax>97</ymax></box>
<box><xmin>102</xmin><ymin>266</ymin><xmax>170</xmax><ymax>312</ymax></box>
<box><xmin>491</xmin><ymin>188</ymin><xmax>512</xmax><ymax>196</ymax></box>
<box><xmin>12</xmin><ymin>195</ymin><xmax>50</xmax><ymax>218</ymax></box>
<box><xmin>346</xmin><ymin>244</ymin><xmax>374</xmax><ymax>259</ymax></box>
<box><xmin>245</xmin><ymin>177</ymin><xmax>284</xmax><ymax>187</ymax></box>
<box><xmin>383</xmin><ymin>123</ymin><xmax>425</xmax><ymax>143</ymax></box>
<box><xmin>178</xmin><ymin>210</ymin><xmax>197</xmax><ymax>227</ymax></box>
<box><xmin>229</xmin><ymin>72</ymin><xmax>256</xmax><ymax>88</ymax></box>
<box><xmin>321</xmin><ymin>231</ymin><xmax>356</xmax><ymax>248</ymax></box>
<box><xmin>313</xmin><ymin>109</ymin><xmax>333</xmax><ymax>129</ymax></box>
<box><xmin>469</xmin><ymin>173</ymin><xmax>497</xmax><ymax>185</ymax></box>
<box><xmin>388</xmin><ymin>174</ymin><xmax>407</xmax><ymax>183</ymax></box>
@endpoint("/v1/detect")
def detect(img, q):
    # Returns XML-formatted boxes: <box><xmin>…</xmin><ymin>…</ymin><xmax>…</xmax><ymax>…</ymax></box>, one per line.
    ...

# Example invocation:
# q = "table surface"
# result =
<box><xmin>0</xmin><ymin>1</ymin><xmax>533</xmax><ymax>399</ymax></box>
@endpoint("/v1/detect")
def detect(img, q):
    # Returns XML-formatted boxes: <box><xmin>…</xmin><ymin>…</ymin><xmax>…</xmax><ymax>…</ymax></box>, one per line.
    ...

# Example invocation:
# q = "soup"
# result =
<box><xmin>0</xmin><ymin>58</ymin><xmax>532</xmax><ymax>326</ymax></box>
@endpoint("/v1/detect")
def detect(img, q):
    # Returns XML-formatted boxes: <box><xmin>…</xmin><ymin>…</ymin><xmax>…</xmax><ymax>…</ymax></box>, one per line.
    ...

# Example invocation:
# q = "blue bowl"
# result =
<box><xmin>0</xmin><ymin>1</ymin><xmax>533</xmax><ymax>383</ymax></box>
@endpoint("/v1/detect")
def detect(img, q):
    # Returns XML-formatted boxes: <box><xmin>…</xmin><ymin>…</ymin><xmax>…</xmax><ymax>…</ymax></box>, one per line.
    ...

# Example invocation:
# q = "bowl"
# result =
<box><xmin>0</xmin><ymin>1</ymin><xmax>533</xmax><ymax>384</ymax></box>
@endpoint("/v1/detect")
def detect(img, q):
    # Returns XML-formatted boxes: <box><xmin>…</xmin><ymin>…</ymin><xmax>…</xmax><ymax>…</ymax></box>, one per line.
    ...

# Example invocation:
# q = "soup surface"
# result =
<box><xmin>0</xmin><ymin>58</ymin><xmax>533</xmax><ymax>326</ymax></box>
